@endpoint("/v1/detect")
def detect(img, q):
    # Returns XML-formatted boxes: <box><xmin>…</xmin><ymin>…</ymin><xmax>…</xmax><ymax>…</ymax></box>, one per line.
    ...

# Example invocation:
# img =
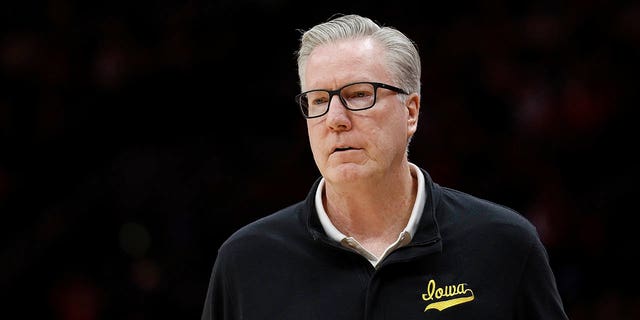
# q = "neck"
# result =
<box><xmin>323</xmin><ymin>162</ymin><xmax>417</xmax><ymax>246</ymax></box>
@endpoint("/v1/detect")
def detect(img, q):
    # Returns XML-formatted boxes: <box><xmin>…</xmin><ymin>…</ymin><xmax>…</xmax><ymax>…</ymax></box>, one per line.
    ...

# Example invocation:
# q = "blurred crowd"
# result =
<box><xmin>1</xmin><ymin>0</ymin><xmax>638</xmax><ymax>319</ymax></box>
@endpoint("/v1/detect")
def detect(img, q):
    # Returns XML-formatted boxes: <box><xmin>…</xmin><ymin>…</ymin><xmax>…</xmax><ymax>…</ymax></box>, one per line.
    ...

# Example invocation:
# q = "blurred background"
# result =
<box><xmin>1</xmin><ymin>0</ymin><xmax>638</xmax><ymax>319</ymax></box>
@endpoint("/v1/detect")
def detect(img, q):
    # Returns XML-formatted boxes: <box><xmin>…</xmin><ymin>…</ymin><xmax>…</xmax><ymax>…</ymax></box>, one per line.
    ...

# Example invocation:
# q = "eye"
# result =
<box><xmin>306</xmin><ymin>91</ymin><xmax>329</xmax><ymax>106</ymax></box>
<box><xmin>342</xmin><ymin>83</ymin><xmax>375</xmax><ymax>100</ymax></box>
<box><xmin>311</xmin><ymin>97</ymin><xmax>329</xmax><ymax>105</ymax></box>
<box><xmin>346</xmin><ymin>90</ymin><xmax>371</xmax><ymax>99</ymax></box>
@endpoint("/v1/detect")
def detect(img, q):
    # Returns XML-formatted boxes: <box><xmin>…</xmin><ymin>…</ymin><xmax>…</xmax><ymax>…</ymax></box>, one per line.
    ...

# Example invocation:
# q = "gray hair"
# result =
<box><xmin>296</xmin><ymin>14</ymin><xmax>421</xmax><ymax>97</ymax></box>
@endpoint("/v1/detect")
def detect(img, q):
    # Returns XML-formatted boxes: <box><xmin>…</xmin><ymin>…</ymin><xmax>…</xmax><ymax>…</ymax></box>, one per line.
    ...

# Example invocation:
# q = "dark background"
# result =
<box><xmin>2</xmin><ymin>0</ymin><xmax>638</xmax><ymax>319</ymax></box>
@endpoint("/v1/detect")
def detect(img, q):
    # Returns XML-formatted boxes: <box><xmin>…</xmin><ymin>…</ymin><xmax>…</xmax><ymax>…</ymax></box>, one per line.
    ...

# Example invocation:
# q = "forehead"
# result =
<box><xmin>303</xmin><ymin>38</ymin><xmax>390</xmax><ymax>90</ymax></box>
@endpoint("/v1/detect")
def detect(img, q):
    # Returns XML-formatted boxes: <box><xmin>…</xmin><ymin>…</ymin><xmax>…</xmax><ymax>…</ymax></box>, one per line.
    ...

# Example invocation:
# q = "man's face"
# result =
<box><xmin>302</xmin><ymin>38</ymin><xmax>419</xmax><ymax>185</ymax></box>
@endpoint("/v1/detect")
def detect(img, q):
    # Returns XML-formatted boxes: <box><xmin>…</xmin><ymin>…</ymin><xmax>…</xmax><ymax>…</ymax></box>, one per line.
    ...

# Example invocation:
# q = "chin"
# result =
<box><xmin>324</xmin><ymin>163</ymin><xmax>369</xmax><ymax>183</ymax></box>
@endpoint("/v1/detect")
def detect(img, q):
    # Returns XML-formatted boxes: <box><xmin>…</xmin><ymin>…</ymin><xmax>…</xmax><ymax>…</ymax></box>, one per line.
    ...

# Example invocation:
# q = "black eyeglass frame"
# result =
<box><xmin>295</xmin><ymin>81</ymin><xmax>409</xmax><ymax>119</ymax></box>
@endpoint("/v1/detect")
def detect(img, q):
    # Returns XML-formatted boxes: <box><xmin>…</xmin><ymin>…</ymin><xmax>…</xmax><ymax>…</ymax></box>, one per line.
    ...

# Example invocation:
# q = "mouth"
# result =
<box><xmin>333</xmin><ymin>146</ymin><xmax>358</xmax><ymax>153</ymax></box>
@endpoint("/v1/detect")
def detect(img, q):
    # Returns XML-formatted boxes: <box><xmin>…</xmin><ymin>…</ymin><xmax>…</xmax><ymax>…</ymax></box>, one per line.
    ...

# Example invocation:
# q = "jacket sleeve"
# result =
<box><xmin>201</xmin><ymin>249</ymin><xmax>236</xmax><ymax>320</ymax></box>
<box><xmin>515</xmin><ymin>236</ymin><xmax>569</xmax><ymax>320</ymax></box>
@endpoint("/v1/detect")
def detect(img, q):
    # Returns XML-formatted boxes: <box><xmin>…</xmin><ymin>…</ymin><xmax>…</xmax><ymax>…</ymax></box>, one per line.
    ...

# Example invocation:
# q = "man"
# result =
<box><xmin>201</xmin><ymin>13</ymin><xmax>568</xmax><ymax>319</ymax></box>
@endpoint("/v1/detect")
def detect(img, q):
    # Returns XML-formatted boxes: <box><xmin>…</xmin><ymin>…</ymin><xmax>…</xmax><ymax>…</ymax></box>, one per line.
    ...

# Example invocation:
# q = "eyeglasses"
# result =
<box><xmin>295</xmin><ymin>81</ymin><xmax>408</xmax><ymax>119</ymax></box>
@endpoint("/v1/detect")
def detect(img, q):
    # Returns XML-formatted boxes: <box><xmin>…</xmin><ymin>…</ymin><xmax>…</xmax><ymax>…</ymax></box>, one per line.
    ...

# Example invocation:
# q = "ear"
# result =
<box><xmin>406</xmin><ymin>93</ymin><xmax>420</xmax><ymax>138</ymax></box>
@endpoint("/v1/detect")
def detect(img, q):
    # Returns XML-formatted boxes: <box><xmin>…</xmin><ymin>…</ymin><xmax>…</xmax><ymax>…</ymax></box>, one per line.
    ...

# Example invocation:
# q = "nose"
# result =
<box><xmin>325</xmin><ymin>94</ymin><xmax>352</xmax><ymax>131</ymax></box>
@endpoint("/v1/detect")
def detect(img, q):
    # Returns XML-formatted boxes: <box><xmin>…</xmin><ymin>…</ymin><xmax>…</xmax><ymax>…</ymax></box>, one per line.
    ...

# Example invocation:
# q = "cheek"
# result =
<box><xmin>307</xmin><ymin>124</ymin><xmax>320</xmax><ymax>148</ymax></box>
<box><xmin>375</xmin><ymin>116</ymin><xmax>409</xmax><ymax>153</ymax></box>
<box><xmin>307</xmin><ymin>126</ymin><xmax>325</xmax><ymax>160</ymax></box>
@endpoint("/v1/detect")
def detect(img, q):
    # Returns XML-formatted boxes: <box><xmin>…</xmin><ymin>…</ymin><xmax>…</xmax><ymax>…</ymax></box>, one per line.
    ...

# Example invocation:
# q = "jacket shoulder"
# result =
<box><xmin>436</xmin><ymin>185</ymin><xmax>539</xmax><ymax>240</ymax></box>
<box><xmin>218</xmin><ymin>201</ymin><xmax>307</xmax><ymax>252</ymax></box>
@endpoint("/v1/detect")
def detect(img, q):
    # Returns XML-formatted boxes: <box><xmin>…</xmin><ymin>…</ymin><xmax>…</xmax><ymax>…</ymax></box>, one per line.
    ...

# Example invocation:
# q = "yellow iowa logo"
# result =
<box><xmin>421</xmin><ymin>279</ymin><xmax>475</xmax><ymax>311</ymax></box>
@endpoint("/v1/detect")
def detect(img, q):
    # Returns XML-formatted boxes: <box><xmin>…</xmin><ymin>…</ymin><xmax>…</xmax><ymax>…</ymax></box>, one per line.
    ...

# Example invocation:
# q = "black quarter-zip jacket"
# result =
<box><xmin>201</xmin><ymin>168</ymin><xmax>568</xmax><ymax>319</ymax></box>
